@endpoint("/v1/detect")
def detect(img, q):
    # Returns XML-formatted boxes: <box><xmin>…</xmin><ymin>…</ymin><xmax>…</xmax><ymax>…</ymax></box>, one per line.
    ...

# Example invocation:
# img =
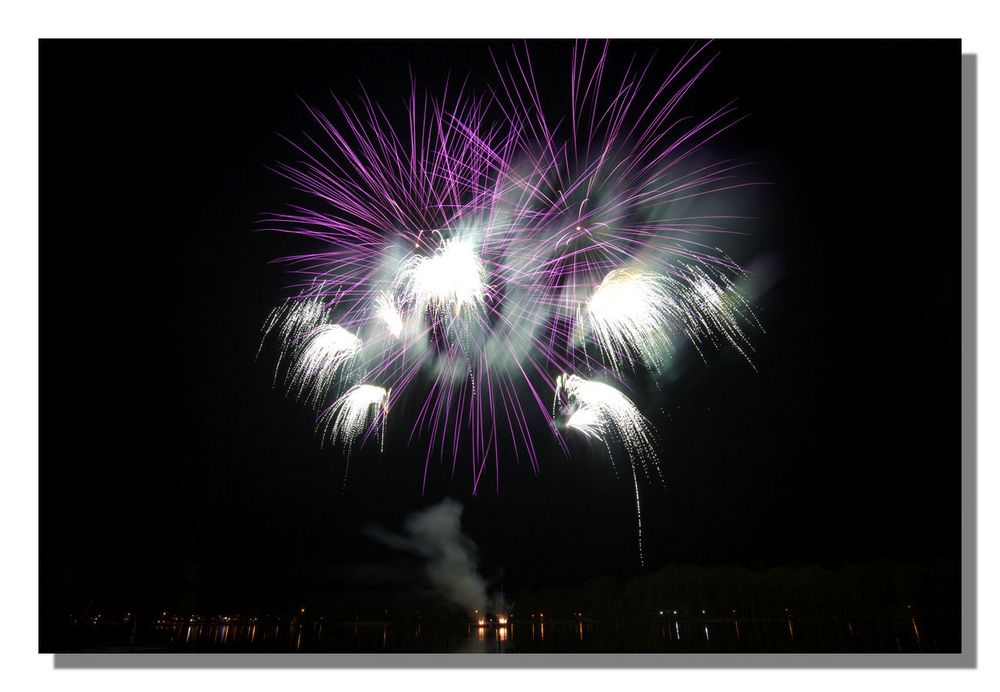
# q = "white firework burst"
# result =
<box><xmin>320</xmin><ymin>384</ymin><xmax>390</xmax><ymax>450</ymax></box>
<box><xmin>587</xmin><ymin>265</ymin><xmax>759</xmax><ymax>374</ymax></box>
<box><xmin>289</xmin><ymin>324</ymin><xmax>363</xmax><ymax>407</ymax></box>
<box><xmin>587</xmin><ymin>268</ymin><xmax>677</xmax><ymax>374</ymax></box>
<box><xmin>398</xmin><ymin>237</ymin><xmax>487</xmax><ymax>319</ymax></box>
<box><xmin>554</xmin><ymin>373</ymin><xmax>658</xmax><ymax>468</ymax></box>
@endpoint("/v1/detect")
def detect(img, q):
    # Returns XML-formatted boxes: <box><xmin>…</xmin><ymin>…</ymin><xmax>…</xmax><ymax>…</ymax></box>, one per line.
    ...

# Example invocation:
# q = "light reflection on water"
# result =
<box><xmin>143</xmin><ymin>614</ymin><xmax>938</xmax><ymax>653</ymax></box>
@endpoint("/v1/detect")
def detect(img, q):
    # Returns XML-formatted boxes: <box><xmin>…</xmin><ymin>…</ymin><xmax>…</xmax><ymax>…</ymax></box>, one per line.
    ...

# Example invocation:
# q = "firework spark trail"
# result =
<box><xmin>259</xmin><ymin>295</ymin><xmax>333</xmax><ymax>374</ymax></box>
<box><xmin>631</xmin><ymin>463</ymin><xmax>644</xmax><ymax>568</ymax></box>
<box><xmin>258</xmin><ymin>40</ymin><xmax>764</xmax><ymax>563</ymax></box>
<box><xmin>373</xmin><ymin>291</ymin><xmax>403</xmax><ymax>338</ymax></box>
<box><xmin>674</xmin><ymin>264</ymin><xmax>761</xmax><ymax>367</ymax></box>
<box><xmin>553</xmin><ymin>373</ymin><xmax>658</xmax><ymax>565</ymax></box>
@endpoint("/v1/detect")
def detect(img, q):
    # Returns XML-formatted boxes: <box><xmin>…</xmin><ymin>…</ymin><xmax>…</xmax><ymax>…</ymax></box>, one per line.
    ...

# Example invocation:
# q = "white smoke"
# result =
<box><xmin>368</xmin><ymin>499</ymin><xmax>488</xmax><ymax>614</ymax></box>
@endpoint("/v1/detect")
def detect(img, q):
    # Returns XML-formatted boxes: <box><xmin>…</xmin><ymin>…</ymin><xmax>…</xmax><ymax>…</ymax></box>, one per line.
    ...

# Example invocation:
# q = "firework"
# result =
<box><xmin>586</xmin><ymin>268</ymin><xmax>677</xmax><ymax>374</ymax></box>
<box><xmin>374</xmin><ymin>291</ymin><xmax>403</xmax><ymax>339</ymax></box>
<box><xmin>674</xmin><ymin>264</ymin><xmax>760</xmax><ymax>367</ymax></box>
<box><xmin>258</xmin><ymin>40</ymin><xmax>763</xmax><ymax>563</ymax></box>
<box><xmin>259</xmin><ymin>295</ymin><xmax>332</xmax><ymax>370</ymax></box>
<box><xmin>553</xmin><ymin>373</ymin><xmax>659</xmax><ymax>565</ymax></box>
<box><xmin>586</xmin><ymin>264</ymin><xmax>759</xmax><ymax>375</ymax></box>
<box><xmin>320</xmin><ymin>384</ymin><xmax>391</xmax><ymax>451</ymax></box>
<box><xmin>289</xmin><ymin>324</ymin><xmax>363</xmax><ymax>407</ymax></box>
<box><xmin>398</xmin><ymin>236</ymin><xmax>488</xmax><ymax>319</ymax></box>
<box><xmin>554</xmin><ymin>374</ymin><xmax>656</xmax><ymax>465</ymax></box>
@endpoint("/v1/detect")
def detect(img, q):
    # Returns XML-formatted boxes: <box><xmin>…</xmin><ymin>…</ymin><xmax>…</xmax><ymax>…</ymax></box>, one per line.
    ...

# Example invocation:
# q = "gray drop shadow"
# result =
<box><xmin>51</xmin><ymin>51</ymin><xmax>978</xmax><ymax>672</ymax></box>
<box><xmin>959</xmin><ymin>51</ymin><xmax>976</xmax><ymax>669</ymax></box>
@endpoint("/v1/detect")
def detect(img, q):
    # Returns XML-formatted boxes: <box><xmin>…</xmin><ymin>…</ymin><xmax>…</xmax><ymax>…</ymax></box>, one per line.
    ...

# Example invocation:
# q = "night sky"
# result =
<box><xmin>41</xmin><ymin>40</ymin><xmax>961</xmax><ymax>616</ymax></box>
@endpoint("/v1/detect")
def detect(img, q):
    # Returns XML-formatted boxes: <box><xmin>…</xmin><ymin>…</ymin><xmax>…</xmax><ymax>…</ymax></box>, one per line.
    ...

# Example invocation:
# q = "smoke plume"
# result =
<box><xmin>367</xmin><ymin>499</ymin><xmax>487</xmax><ymax>614</ymax></box>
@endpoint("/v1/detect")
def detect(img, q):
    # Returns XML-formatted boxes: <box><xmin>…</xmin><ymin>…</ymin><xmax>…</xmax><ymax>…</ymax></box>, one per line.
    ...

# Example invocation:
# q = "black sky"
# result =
<box><xmin>40</xmin><ymin>39</ymin><xmax>961</xmax><ymax>615</ymax></box>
